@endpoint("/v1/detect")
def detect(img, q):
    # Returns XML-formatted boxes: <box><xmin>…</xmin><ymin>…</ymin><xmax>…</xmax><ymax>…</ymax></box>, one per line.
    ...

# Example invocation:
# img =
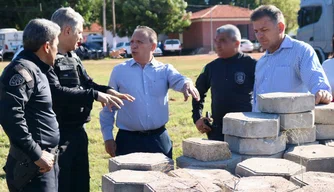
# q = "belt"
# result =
<box><xmin>120</xmin><ymin>125</ymin><xmax>166</xmax><ymax>135</ymax></box>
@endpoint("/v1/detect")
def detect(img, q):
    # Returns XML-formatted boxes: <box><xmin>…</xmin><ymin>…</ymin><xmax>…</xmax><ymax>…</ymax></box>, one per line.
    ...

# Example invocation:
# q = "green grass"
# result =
<box><xmin>0</xmin><ymin>55</ymin><xmax>215</xmax><ymax>191</ymax></box>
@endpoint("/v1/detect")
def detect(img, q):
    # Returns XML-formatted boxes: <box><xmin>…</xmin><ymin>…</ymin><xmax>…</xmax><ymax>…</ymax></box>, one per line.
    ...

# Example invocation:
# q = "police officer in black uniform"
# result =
<box><xmin>192</xmin><ymin>24</ymin><xmax>257</xmax><ymax>141</ymax></box>
<box><xmin>50</xmin><ymin>7</ymin><xmax>134</xmax><ymax>192</ymax></box>
<box><xmin>0</xmin><ymin>19</ymin><xmax>61</xmax><ymax>192</ymax></box>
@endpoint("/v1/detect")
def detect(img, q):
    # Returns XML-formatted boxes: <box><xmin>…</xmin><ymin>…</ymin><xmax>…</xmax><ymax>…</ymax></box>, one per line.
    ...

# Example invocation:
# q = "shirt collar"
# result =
<box><xmin>265</xmin><ymin>35</ymin><xmax>293</xmax><ymax>55</ymax></box>
<box><xmin>130</xmin><ymin>57</ymin><xmax>159</xmax><ymax>67</ymax></box>
<box><xmin>18</xmin><ymin>50</ymin><xmax>52</xmax><ymax>72</ymax></box>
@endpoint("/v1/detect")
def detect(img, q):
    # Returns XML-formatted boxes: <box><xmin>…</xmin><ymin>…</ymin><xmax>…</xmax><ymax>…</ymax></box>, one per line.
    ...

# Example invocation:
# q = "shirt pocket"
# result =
<box><xmin>148</xmin><ymin>74</ymin><xmax>167</xmax><ymax>97</ymax></box>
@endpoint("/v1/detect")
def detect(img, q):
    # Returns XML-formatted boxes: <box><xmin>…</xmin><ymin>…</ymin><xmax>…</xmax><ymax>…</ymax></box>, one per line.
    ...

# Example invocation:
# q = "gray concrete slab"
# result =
<box><xmin>284</xmin><ymin>144</ymin><xmax>334</xmax><ymax>172</ymax></box>
<box><xmin>279</xmin><ymin>111</ymin><xmax>314</xmax><ymax>130</ymax></box>
<box><xmin>182</xmin><ymin>138</ymin><xmax>231</xmax><ymax>161</ymax></box>
<box><xmin>169</xmin><ymin>167</ymin><xmax>236</xmax><ymax>189</ymax></box>
<box><xmin>109</xmin><ymin>153</ymin><xmax>174</xmax><ymax>173</ymax></box>
<box><xmin>102</xmin><ymin>170</ymin><xmax>169</xmax><ymax>192</ymax></box>
<box><xmin>235</xmin><ymin>158</ymin><xmax>305</xmax><ymax>179</ymax></box>
<box><xmin>223</xmin><ymin>176</ymin><xmax>299</xmax><ymax>192</ymax></box>
<box><xmin>224</xmin><ymin>134</ymin><xmax>286</xmax><ymax>155</ymax></box>
<box><xmin>292</xmin><ymin>184</ymin><xmax>334</xmax><ymax>192</ymax></box>
<box><xmin>144</xmin><ymin>177</ymin><xmax>222</xmax><ymax>192</ymax></box>
<box><xmin>284</xmin><ymin>126</ymin><xmax>316</xmax><ymax>144</ymax></box>
<box><xmin>223</xmin><ymin>112</ymin><xmax>279</xmax><ymax>138</ymax></box>
<box><xmin>290</xmin><ymin>171</ymin><xmax>334</xmax><ymax>187</ymax></box>
<box><xmin>316</xmin><ymin>124</ymin><xmax>334</xmax><ymax>140</ymax></box>
<box><xmin>315</xmin><ymin>103</ymin><xmax>334</xmax><ymax>124</ymax></box>
<box><xmin>240</xmin><ymin>151</ymin><xmax>284</xmax><ymax>161</ymax></box>
<box><xmin>176</xmin><ymin>153</ymin><xmax>242</xmax><ymax>174</ymax></box>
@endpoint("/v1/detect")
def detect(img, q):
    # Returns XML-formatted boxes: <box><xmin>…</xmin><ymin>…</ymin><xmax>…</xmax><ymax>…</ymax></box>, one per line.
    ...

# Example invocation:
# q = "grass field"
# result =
<box><xmin>0</xmin><ymin>53</ymin><xmax>262</xmax><ymax>191</ymax></box>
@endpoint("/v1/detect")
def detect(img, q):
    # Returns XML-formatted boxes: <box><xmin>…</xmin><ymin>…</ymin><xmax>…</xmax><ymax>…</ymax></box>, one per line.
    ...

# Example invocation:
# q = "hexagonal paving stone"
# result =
<box><xmin>109</xmin><ymin>153</ymin><xmax>174</xmax><ymax>173</ymax></box>
<box><xmin>290</xmin><ymin>171</ymin><xmax>334</xmax><ymax>187</ymax></box>
<box><xmin>235</xmin><ymin>158</ymin><xmax>305</xmax><ymax>179</ymax></box>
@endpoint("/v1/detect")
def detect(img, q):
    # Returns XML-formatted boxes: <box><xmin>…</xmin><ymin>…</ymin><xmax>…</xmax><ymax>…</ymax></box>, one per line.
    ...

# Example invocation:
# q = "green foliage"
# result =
<box><xmin>0</xmin><ymin>0</ymin><xmax>101</xmax><ymax>30</ymax></box>
<box><xmin>101</xmin><ymin>0</ymin><xmax>191</xmax><ymax>37</ymax></box>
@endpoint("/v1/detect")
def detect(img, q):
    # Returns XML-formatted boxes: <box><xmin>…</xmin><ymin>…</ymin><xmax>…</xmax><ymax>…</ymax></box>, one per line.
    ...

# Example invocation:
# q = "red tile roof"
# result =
<box><xmin>83</xmin><ymin>23</ymin><xmax>102</xmax><ymax>33</ymax></box>
<box><xmin>191</xmin><ymin>5</ymin><xmax>253</xmax><ymax>20</ymax></box>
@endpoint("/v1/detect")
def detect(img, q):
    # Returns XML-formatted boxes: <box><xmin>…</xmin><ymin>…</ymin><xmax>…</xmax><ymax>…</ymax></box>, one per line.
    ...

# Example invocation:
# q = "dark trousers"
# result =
<box><xmin>5</xmin><ymin>154</ymin><xmax>59</xmax><ymax>192</ymax></box>
<box><xmin>115</xmin><ymin>127</ymin><xmax>173</xmax><ymax>159</ymax></box>
<box><xmin>207</xmin><ymin>123</ymin><xmax>224</xmax><ymax>141</ymax></box>
<box><xmin>58</xmin><ymin>126</ymin><xmax>90</xmax><ymax>192</ymax></box>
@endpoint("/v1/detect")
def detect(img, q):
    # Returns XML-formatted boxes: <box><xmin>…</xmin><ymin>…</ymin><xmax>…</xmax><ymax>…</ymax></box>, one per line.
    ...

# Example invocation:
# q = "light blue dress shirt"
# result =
<box><xmin>253</xmin><ymin>35</ymin><xmax>331</xmax><ymax>112</ymax></box>
<box><xmin>100</xmin><ymin>58</ymin><xmax>190</xmax><ymax>141</ymax></box>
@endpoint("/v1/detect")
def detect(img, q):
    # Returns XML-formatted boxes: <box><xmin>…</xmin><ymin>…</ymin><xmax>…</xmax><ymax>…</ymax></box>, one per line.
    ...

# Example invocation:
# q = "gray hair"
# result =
<box><xmin>250</xmin><ymin>5</ymin><xmax>285</xmax><ymax>24</ymax></box>
<box><xmin>51</xmin><ymin>7</ymin><xmax>84</xmax><ymax>32</ymax></box>
<box><xmin>133</xmin><ymin>26</ymin><xmax>158</xmax><ymax>44</ymax></box>
<box><xmin>23</xmin><ymin>19</ymin><xmax>60</xmax><ymax>52</ymax></box>
<box><xmin>216</xmin><ymin>24</ymin><xmax>241</xmax><ymax>41</ymax></box>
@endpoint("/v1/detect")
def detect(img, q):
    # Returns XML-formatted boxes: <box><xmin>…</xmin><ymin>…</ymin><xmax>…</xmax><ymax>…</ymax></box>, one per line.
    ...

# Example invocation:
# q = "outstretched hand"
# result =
<box><xmin>182</xmin><ymin>82</ymin><xmax>200</xmax><ymax>102</ymax></box>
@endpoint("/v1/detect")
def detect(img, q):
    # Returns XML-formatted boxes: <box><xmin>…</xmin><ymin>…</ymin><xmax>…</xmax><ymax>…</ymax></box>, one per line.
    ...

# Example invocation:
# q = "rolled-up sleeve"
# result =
<box><xmin>166</xmin><ymin>64</ymin><xmax>191</xmax><ymax>92</ymax></box>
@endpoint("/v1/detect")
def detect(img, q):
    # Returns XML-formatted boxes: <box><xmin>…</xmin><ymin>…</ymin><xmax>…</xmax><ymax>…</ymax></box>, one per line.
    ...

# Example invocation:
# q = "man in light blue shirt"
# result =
<box><xmin>251</xmin><ymin>5</ymin><xmax>332</xmax><ymax>112</ymax></box>
<box><xmin>100</xmin><ymin>26</ymin><xmax>200</xmax><ymax>158</ymax></box>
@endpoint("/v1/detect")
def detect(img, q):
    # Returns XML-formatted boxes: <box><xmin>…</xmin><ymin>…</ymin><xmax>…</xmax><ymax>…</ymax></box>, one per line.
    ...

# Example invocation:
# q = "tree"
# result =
<box><xmin>102</xmin><ymin>0</ymin><xmax>191</xmax><ymax>37</ymax></box>
<box><xmin>0</xmin><ymin>0</ymin><xmax>101</xmax><ymax>29</ymax></box>
<box><xmin>258</xmin><ymin>0</ymin><xmax>299</xmax><ymax>33</ymax></box>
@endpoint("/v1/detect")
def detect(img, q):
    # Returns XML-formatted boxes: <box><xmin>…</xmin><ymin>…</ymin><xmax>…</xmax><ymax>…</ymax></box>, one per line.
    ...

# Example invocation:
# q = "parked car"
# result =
<box><xmin>153</xmin><ymin>47</ymin><xmax>163</xmax><ymax>57</ymax></box>
<box><xmin>76</xmin><ymin>42</ymin><xmax>104</xmax><ymax>60</ymax></box>
<box><xmin>115</xmin><ymin>42</ymin><xmax>131</xmax><ymax>58</ymax></box>
<box><xmin>252</xmin><ymin>40</ymin><xmax>264</xmax><ymax>52</ymax></box>
<box><xmin>240</xmin><ymin>39</ymin><xmax>254</xmax><ymax>53</ymax></box>
<box><xmin>163</xmin><ymin>39</ymin><xmax>182</xmax><ymax>55</ymax></box>
<box><xmin>0</xmin><ymin>45</ymin><xmax>3</xmax><ymax>62</ymax></box>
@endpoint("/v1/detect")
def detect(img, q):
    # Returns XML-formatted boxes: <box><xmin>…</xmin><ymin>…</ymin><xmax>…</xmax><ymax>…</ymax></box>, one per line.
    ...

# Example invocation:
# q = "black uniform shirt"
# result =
<box><xmin>192</xmin><ymin>52</ymin><xmax>257</xmax><ymax>126</ymax></box>
<box><xmin>0</xmin><ymin>50</ymin><xmax>59</xmax><ymax>161</ymax></box>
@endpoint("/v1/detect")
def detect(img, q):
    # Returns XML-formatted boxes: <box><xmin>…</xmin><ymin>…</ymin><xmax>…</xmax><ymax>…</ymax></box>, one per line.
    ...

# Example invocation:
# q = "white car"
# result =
<box><xmin>240</xmin><ymin>39</ymin><xmax>254</xmax><ymax>53</ymax></box>
<box><xmin>153</xmin><ymin>47</ymin><xmax>163</xmax><ymax>57</ymax></box>
<box><xmin>163</xmin><ymin>39</ymin><xmax>182</xmax><ymax>55</ymax></box>
<box><xmin>115</xmin><ymin>42</ymin><xmax>131</xmax><ymax>58</ymax></box>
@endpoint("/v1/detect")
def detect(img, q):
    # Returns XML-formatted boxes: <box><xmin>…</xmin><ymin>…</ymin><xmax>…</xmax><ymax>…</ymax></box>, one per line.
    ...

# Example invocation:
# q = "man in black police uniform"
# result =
<box><xmin>50</xmin><ymin>7</ymin><xmax>134</xmax><ymax>192</ymax></box>
<box><xmin>192</xmin><ymin>24</ymin><xmax>257</xmax><ymax>141</ymax></box>
<box><xmin>0</xmin><ymin>19</ymin><xmax>60</xmax><ymax>192</ymax></box>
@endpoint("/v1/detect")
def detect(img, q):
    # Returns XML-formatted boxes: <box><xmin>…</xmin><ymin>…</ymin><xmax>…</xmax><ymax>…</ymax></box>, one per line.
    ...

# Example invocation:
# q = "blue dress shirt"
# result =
<box><xmin>253</xmin><ymin>35</ymin><xmax>331</xmax><ymax>112</ymax></box>
<box><xmin>100</xmin><ymin>58</ymin><xmax>190</xmax><ymax>141</ymax></box>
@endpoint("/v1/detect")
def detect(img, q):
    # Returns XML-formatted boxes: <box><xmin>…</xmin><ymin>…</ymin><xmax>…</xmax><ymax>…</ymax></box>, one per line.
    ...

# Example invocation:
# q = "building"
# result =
<box><xmin>169</xmin><ymin>5</ymin><xmax>255</xmax><ymax>52</ymax></box>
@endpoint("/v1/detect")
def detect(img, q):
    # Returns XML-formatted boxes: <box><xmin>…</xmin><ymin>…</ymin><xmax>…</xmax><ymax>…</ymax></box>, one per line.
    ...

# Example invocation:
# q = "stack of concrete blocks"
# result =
<box><xmin>257</xmin><ymin>92</ymin><xmax>316</xmax><ymax>146</ymax></box>
<box><xmin>315</xmin><ymin>103</ymin><xmax>334</xmax><ymax>145</ymax></box>
<box><xmin>290</xmin><ymin>171</ymin><xmax>334</xmax><ymax>192</ymax></box>
<box><xmin>176</xmin><ymin>138</ymin><xmax>242</xmax><ymax>173</ymax></box>
<box><xmin>223</xmin><ymin>111</ymin><xmax>285</xmax><ymax>160</ymax></box>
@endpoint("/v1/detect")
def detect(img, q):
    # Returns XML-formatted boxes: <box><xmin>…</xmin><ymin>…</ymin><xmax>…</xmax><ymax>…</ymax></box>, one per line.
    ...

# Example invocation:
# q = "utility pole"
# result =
<box><xmin>103</xmin><ymin>0</ymin><xmax>107</xmax><ymax>55</ymax></box>
<box><xmin>112</xmin><ymin>0</ymin><xmax>116</xmax><ymax>50</ymax></box>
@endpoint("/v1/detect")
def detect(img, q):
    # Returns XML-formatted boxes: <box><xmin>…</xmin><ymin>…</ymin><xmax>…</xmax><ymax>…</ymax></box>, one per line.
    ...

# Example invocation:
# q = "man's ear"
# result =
<box><xmin>235</xmin><ymin>40</ymin><xmax>241</xmax><ymax>48</ymax></box>
<box><xmin>63</xmin><ymin>26</ymin><xmax>72</xmax><ymax>36</ymax></box>
<box><xmin>43</xmin><ymin>41</ymin><xmax>50</xmax><ymax>54</ymax></box>
<box><xmin>278</xmin><ymin>22</ymin><xmax>285</xmax><ymax>34</ymax></box>
<box><xmin>151</xmin><ymin>43</ymin><xmax>157</xmax><ymax>51</ymax></box>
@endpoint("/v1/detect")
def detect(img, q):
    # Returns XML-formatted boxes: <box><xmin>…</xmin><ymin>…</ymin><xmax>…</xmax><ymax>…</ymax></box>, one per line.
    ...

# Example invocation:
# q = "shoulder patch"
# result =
<box><xmin>9</xmin><ymin>74</ymin><xmax>25</xmax><ymax>86</ymax></box>
<box><xmin>14</xmin><ymin>65</ymin><xmax>33</xmax><ymax>82</ymax></box>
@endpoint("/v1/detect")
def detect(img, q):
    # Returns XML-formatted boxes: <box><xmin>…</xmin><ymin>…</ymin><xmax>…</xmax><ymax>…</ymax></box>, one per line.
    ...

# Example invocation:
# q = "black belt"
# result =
<box><xmin>120</xmin><ymin>125</ymin><xmax>165</xmax><ymax>135</ymax></box>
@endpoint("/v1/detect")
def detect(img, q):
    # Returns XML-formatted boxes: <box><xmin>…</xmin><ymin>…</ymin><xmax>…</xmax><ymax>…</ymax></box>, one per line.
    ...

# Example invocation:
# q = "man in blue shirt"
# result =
<box><xmin>251</xmin><ymin>5</ymin><xmax>332</xmax><ymax>111</ymax></box>
<box><xmin>100</xmin><ymin>26</ymin><xmax>200</xmax><ymax>158</ymax></box>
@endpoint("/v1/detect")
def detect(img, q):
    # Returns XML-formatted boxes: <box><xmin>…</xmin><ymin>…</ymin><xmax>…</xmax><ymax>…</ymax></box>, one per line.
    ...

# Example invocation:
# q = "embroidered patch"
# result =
<box><xmin>235</xmin><ymin>72</ymin><xmax>246</xmax><ymax>85</ymax></box>
<box><xmin>9</xmin><ymin>74</ymin><xmax>25</xmax><ymax>86</ymax></box>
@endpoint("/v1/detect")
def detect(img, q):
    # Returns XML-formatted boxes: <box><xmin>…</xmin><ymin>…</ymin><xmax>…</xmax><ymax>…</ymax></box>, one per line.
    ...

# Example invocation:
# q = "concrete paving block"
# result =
<box><xmin>223</xmin><ymin>176</ymin><xmax>299</xmax><ymax>192</ymax></box>
<box><xmin>315</xmin><ymin>103</ymin><xmax>334</xmax><ymax>124</ymax></box>
<box><xmin>292</xmin><ymin>184</ymin><xmax>334</xmax><ymax>192</ymax></box>
<box><xmin>284</xmin><ymin>144</ymin><xmax>334</xmax><ymax>172</ymax></box>
<box><xmin>280</xmin><ymin>111</ymin><xmax>314</xmax><ymax>130</ymax></box>
<box><xmin>169</xmin><ymin>167</ymin><xmax>236</xmax><ymax>188</ymax></box>
<box><xmin>257</xmin><ymin>92</ymin><xmax>314</xmax><ymax>113</ymax></box>
<box><xmin>223</xmin><ymin>112</ymin><xmax>279</xmax><ymax>138</ymax></box>
<box><xmin>176</xmin><ymin>153</ymin><xmax>242</xmax><ymax>174</ymax></box>
<box><xmin>316</xmin><ymin>124</ymin><xmax>334</xmax><ymax>140</ymax></box>
<box><xmin>240</xmin><ymin>151</ymin><xmax>284</xmax><ymax>161</ymax></box>
<box><xmin>290</xmin><ymin>171</ymin><xmax>334</xmax><ymax>187</ymax></box>
<box><xmin>235</xmin><ymin>158</ymin><xmax>305</xmax><ymax>179</ymax></box>
<box><xmin>109</xmin><ymin>153</ymin><xmax>174</xmax><ymax>173</ymax></box>
<box><xmin>102</xmin><ymin>170</ymin><xmax>169</xmax><ymax>192</ymax></box>
<box><xmin>284</xmin><ymin>127</ymin><xmax>316</xmax><ymax>144</ymax></box>
<box><xmin>182</xmin><ymin>138</ymin><xmax>231</xmax><ymax>161</ymax></box>
<box><xmin>318</xmin><ymin>139</ymin><xmax>334</xmax><ymax>147</ymax></box>
<box><xmin>224</xmin><ymin>134</ymin><xmax>286</xmax><ymax>155</ymax></box>
<box><xmin>144</xmin><ymin>177</ymin><xmax>222</xmax><ymax>192</ymax></box>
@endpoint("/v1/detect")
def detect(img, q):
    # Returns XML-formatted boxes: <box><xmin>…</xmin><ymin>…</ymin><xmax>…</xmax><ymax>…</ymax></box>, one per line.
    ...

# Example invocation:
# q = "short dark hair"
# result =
<box><xmin>23</xmin><ymin>19</ymin><xmax>60</xmax><ymax>52</ymax></box>
<box><xmin>250</xmin><ymin>5</ymin><xmax>284</xmax><ymax>24</ymax></box>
